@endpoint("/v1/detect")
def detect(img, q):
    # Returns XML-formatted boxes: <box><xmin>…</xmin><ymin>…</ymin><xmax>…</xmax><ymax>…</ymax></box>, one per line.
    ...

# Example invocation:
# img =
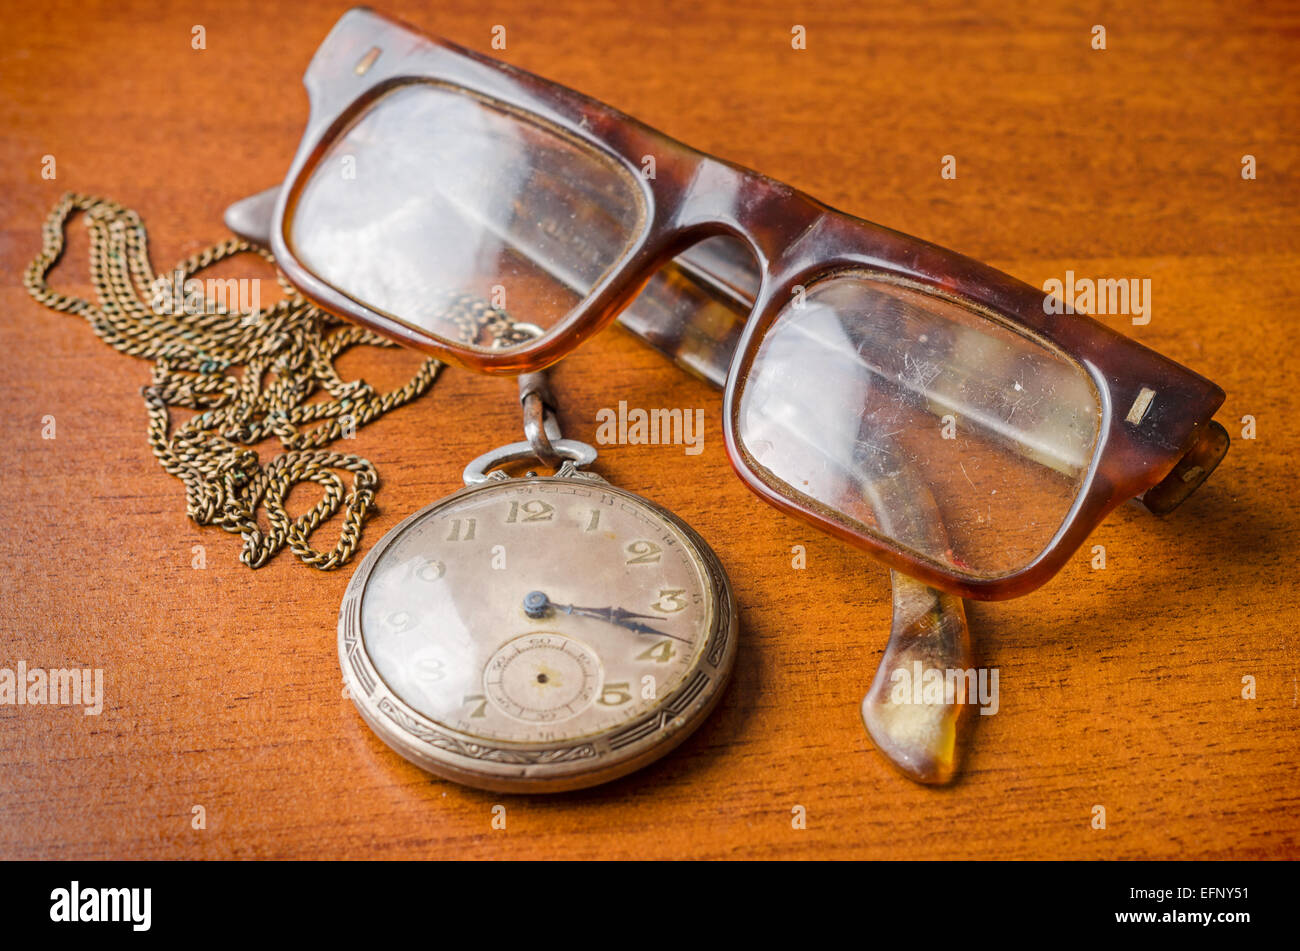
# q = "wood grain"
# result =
<box><xmin>1</xmin><ymin>0</ymin><xmax>1296</xmax><ymax>859</ymax></box>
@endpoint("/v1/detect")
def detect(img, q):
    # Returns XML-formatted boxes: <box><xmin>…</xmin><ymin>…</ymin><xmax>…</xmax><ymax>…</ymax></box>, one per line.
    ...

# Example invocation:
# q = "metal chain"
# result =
<box><xmin>23</xmin><ymin>192</ymin><xmax>515</xmax><ymax>571</ymax></box>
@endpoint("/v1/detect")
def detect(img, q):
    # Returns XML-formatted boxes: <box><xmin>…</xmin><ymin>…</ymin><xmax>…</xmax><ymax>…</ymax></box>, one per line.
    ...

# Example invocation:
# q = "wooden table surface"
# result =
<box><xmin>2</xmin><ymin>0</ymin><xmax>1296</xmax><ymax>860</ymax></box>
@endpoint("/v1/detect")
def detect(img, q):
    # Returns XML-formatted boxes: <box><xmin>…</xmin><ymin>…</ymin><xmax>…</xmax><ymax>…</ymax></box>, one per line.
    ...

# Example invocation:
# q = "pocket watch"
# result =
<box><xmin>337</xmin><ymin>380</ymin><xmax>737</xmax><ymax>792</ymax></box>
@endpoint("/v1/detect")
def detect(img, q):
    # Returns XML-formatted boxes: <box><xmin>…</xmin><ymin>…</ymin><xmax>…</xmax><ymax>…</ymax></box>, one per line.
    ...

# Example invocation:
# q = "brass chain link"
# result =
<box><xmin>23</xmin><ymin>192</ymin><xmax>514</xmax><ymax>571</ymax></box>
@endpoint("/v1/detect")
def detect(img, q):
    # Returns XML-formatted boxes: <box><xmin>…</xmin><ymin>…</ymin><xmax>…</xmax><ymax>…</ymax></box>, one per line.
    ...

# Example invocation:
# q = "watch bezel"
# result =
<box><xmin>337</xmin><ymin>474</ymin><xmax>737</xmax><ymax>793</ymax></box>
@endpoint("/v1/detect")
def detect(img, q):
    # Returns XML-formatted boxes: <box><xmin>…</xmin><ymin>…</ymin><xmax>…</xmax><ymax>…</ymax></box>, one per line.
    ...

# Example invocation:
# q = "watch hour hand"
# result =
<box><xmin>523</xmin><ymin>591</ymin><xmax>688</xmax><ymax>642</ymax></box>
<box><xmin>564</xmin><ymin>606</ymin><xmax>688</xmax><ymax>642</ymax></box>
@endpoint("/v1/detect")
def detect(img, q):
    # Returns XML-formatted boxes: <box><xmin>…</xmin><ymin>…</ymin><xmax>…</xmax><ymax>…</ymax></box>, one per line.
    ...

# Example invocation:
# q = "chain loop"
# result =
<box><xmin>23</xmin><ymin>193</ymin><xmax>515</xmax><ymax>571</ymax></box>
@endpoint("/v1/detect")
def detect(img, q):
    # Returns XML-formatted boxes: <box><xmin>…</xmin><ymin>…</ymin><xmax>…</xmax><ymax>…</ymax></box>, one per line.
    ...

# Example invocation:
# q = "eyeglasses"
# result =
<box><xmin>226</xmin><ymin>7</ymin><xmax>1229</xmax><ymax>600</ymax></box>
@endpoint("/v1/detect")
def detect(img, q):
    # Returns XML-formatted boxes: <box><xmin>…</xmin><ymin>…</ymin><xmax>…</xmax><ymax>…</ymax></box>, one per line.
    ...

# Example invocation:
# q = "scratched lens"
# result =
<box><xmin>289</xmin><ymin>82</ymin><xmax>646</xmax><ymax>350</ymax></box>
<box><xmin>737</xmin><ymin>274</ymin><xmax>1101</xmax><ymax>578</ymax></box>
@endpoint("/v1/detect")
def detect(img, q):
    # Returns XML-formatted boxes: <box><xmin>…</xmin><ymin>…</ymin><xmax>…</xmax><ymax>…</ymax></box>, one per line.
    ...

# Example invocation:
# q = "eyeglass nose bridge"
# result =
<box><xmin>642</xmin><ymin>155</ymin><xmax>844</xmax><ymax>359</ymax></box>
<box><xmin>662</xmin><ymin>156</ymin><xmax>827</xmax><ymax>273</ymax></box>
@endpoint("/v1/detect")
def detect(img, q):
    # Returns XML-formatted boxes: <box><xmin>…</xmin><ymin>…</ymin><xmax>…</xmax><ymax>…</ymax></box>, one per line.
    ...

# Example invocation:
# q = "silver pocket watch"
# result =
<box><xmin>338</xmin><ymin>374</ymin><xmax>737</xmax><ymax>792</ymax></box>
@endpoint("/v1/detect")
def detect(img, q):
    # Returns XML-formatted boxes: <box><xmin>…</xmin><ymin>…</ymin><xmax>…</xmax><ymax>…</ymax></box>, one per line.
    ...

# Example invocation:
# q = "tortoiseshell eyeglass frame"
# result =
<box><xmin>253</xmin><ymin>6</ymin><xmax>1229</xmax><ymax>601</ymax></box>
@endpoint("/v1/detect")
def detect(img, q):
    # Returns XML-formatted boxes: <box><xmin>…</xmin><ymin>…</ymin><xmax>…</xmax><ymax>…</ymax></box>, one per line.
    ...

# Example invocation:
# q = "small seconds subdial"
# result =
<box><xmin>484</xmin><ymin>633</ymin><xmax>601</xmax><ymax>722</ymax></box>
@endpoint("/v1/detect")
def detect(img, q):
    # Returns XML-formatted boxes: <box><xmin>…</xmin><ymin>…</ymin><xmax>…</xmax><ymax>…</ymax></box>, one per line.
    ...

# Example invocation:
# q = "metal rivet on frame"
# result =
<box><xmin>1125</xmin><ymin>386</ymin><xmax>1157</xmax><ymax>425</ymax></box>
<box><xmin>354</xmin><ymin>47</ymin><xmax>382</xmax><ymax>75</ymax></box>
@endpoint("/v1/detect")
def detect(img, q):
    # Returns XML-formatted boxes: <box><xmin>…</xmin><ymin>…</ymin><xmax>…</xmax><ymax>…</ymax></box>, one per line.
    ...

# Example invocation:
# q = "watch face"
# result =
<box><xmin>339</xmin><ymin>474</ymin><xmax>735</xmax><ymax>792</ymax></box>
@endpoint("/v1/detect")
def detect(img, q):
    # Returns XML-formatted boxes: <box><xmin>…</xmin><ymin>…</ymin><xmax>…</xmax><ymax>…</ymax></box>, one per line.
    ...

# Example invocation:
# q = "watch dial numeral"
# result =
<box><xmin>505</xmin><ymin>500</ymin><xmax>555</xmax><ymax>523</ymax></box>
<box><xmin>652</xmin><ymin>589</ymin><xmax>687</xmax><ymax>613</ymax></box>
<box><xmin>447</xmin><ymin>518</ymin><xmax>476</xmax><ymax>541</ymax></box>
<box><xmin>386</xmin><ymin>611</ymin><xmax>415</xmax><ymax>632</ymax></box>
<box><xmin>415</xmin><ymin>559</ymin><xmax>445</xmax><ymax>582</ymax></box>
<box><xmin>584</xmin><ymin>509</ymin><xmax>601</xmax><ymax>532</ymax></box>
<box><xmin>463</xmin><ymin>694</ymin><xmax>488</xmax><ymax>718</ymax></box>
<box><xmin>625</xmin><ymin>539</ymin><xmax>663</xmax><ymax>565</ymax></box>
<box><xmin>597</xmin><ymin>681</ymin><xmax>632</xmax><ymax>706</ymax></box>
<box><xmin>412</xmin><ymin>649</ymin><xmax>446</xmax><ymax>683</ymax></box>
<box><xmin>636</xmin><ymin>640</ymin><xmax>677</xmax><ymax>664</ymax></box>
